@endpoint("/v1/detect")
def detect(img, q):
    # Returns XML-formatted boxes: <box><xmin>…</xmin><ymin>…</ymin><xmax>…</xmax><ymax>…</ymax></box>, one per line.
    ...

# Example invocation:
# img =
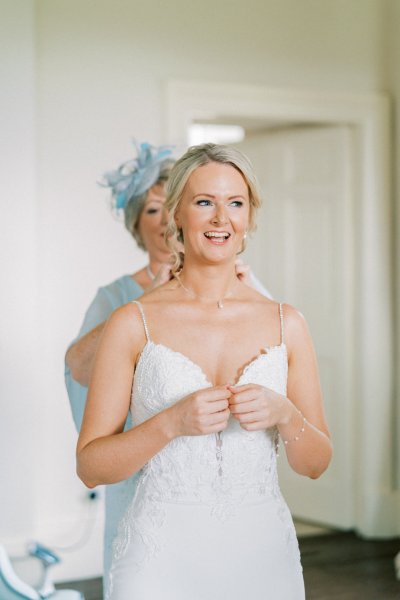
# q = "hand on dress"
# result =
<box><xmin>228</xmin><ymin>384</ymin><xmax>291</xmax><ymax>431</ymax></box>
<box><xmin>167</xmin><ymin>386</ymin><xmax>231</xmax><ymax>437</ymax></box>
<box><xmin>234</xmin><ymin>258</ymin><xmax>253</xmax><ymax>287</ymax></box>
<box><xmin>146</xmin><ymin>264</ymin><xmax>173</xmax><ymax>292</ymax></box>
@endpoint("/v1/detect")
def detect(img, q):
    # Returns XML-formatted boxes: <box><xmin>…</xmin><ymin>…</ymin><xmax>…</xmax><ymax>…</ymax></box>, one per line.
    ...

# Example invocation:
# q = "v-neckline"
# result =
<box><xmin>137</xmin><ymin>340</ymin><xmax>286</xmax><ymax>388</ymax></box>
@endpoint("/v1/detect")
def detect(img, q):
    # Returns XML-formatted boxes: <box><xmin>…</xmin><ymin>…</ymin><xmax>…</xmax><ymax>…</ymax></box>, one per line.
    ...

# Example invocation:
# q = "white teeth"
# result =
<box><xmin>204</xmin><ymin>232</ymin><xmax>230</xmax><ymax>238</ymax></box>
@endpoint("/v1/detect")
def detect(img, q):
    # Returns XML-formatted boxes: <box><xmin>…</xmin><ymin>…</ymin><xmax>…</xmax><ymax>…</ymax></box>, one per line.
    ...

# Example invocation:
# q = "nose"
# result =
<box><xmin>211</xmin><ymin>204</ymin><xmax>228</xmax><ymax>226</ymax></box>
<box><xmin>161</xmin><ymin>205</ymin><xmax>169</xmax><ymax>225</ymax></box>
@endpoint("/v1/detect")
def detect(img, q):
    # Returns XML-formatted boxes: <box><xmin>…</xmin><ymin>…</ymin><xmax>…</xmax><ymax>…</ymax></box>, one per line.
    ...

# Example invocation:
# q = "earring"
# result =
<box><xmin>237</xmin><ymin>232</ymin><xmax>248</xmax><ymax>255</ymax></box>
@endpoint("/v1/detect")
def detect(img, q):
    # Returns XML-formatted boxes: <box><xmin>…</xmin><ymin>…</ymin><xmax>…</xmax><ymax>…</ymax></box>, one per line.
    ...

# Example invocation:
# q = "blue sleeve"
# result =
<box><xmin>64</xmin><ymin>287</ymin><xmax>118</xmax><ymax>432</ymax></box>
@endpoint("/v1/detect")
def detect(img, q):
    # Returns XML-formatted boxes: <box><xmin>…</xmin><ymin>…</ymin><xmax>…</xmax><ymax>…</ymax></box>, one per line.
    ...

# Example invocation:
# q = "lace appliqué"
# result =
<box><xmin>107</xmin><ymin>469</ymin><xmax>166</xmax><ymax>599</ymax></box>
<box><xmin>108</xmin><ymin>340</ymin><xmax>302</xmax><ymax>591</ymax></box>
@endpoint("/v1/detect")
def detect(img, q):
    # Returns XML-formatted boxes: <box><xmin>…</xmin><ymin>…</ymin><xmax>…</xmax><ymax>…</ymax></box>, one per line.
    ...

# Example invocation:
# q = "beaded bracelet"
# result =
<box><xmin>275</xmin><ymin>411</ymin><xmax>307</xmax><ymax>457</ymax></box>
<box><xmin>283</xmin><ymin>413</ymin><xmax>307</xmax><ymax>445</ymax></box>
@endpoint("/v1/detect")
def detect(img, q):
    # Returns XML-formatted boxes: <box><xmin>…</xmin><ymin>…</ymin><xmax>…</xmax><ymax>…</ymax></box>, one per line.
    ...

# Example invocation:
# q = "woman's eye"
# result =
<box><xmin>230</xmin><ymin>200</ymin><xmax>243</xmax><ymax>207</ymax></box>
<box><xmin>146</xmin><ymin>208</ymin><xmax>160</xmax><ymax>214</ymax></box>
<box><xmin>196</xmin><ymin>199</ymin><xmax>213</xmax><ymax>206</ymax></box>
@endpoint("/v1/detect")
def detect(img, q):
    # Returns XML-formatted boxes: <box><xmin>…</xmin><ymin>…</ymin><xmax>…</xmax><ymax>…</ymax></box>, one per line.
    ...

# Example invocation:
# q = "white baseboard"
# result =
<box><xmin>356</xmin><ymin>488</ymin><xmax>400</xmax><ymax>538</ymax></box>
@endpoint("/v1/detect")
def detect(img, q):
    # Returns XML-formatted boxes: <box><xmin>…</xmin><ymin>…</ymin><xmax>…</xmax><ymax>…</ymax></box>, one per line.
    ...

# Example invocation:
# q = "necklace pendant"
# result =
<box><xmin>217</xmin><ymin>300</ymin><xmax>224</xmax><ymax>309</ymax></box>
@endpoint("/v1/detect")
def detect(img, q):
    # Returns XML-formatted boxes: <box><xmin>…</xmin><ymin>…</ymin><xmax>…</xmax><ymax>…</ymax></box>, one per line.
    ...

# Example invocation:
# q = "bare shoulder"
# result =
<box><xmin>104</xmin><ymin>301</ymin><xmax>148</xmax><ymax>351</ymax></box>
<box><xmin>282</xmin><ymin>302</ymin><xmax>307</xmax><ymax>326</ymax></box>
<box><xmin>281</xmin><ymin>303</ymin><xmax>314</xmax><ymax>349</ymax></box>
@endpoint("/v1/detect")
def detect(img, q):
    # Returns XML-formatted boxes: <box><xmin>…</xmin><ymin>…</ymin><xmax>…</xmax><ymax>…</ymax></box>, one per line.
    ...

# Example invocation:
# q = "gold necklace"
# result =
<box><xmin>175</xmin><ymin>274</ymin><xmax>235</xmax><ymax>309</ymax></box>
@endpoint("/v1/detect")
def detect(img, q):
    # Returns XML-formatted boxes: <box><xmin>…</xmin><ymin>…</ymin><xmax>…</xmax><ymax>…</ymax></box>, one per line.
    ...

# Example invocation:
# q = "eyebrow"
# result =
<box><xmin>144</xmin><ymin>198</ymin><xmax>164</xmax><ymax>205</ymax></box>
<box><xmin>193</xmin><ymin>193</ymin><xmax>246</xmax><ymax>200</ymax></box>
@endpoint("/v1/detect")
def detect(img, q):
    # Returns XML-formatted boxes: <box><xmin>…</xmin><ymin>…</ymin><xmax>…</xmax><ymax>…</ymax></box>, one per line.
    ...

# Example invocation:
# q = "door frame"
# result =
<box><xmin>165</xmin><ymin>80</ymin><xmax>395</xmax><ymax>537</ymax></box>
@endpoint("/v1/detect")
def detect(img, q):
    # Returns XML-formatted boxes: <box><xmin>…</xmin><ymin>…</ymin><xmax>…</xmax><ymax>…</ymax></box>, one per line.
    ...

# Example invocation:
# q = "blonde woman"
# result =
<box><xmin>77</xmin><ymin>143</ymin><xmax>332</xmax><ymax>599</ymax></box>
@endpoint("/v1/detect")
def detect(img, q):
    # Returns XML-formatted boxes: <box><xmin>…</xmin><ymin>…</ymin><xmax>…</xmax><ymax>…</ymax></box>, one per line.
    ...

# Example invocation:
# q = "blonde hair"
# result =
<box><xmin>165</xmin><ymin>143</ymin><xmax>262</xmax><ymax>272</ymax></box>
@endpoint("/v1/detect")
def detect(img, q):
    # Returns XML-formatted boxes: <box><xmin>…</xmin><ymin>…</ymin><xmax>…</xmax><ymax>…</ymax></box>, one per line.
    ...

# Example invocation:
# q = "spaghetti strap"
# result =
<box><xmin>131</xmin><ymin>300</ymin><xmax>151</xmax><ymax>342</ymax></box>
<box><xmin>279</xmin><ymin>303</ymin><xmax>285</xmax><ymax>345</ymax></box>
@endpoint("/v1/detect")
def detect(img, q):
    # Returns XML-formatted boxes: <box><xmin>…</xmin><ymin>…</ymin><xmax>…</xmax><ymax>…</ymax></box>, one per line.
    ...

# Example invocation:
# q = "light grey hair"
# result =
<box><xmin>165</xmin><ymin>143</ymin><xmax>262</xmax><ymax>272</ymax></box>
<box><xmin>124</xmin><ymin>159</ymin><xmax>175</xmax><ymax>250</ymax></box>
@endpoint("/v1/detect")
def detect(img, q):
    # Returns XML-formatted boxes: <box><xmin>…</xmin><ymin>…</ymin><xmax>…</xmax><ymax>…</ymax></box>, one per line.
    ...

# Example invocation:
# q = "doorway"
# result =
<box><xmin>190</xmin><ymin>120</ymin><xmax>356</xmax><ymax>529</ymax></box>
<box><xmin>166</xmin><ymin>80</ymin><xmax>395</xmax><ymax>537</ymax></box>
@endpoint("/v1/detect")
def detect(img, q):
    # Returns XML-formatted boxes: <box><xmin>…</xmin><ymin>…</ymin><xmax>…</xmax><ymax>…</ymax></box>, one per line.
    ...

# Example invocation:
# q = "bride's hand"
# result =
<box><xmin>167</xmin><ymin>386</ymin><xmax>231</xmax><ymax>437</ymax></box>
<box><xmin>228</xmin><ymin>383</ymin><xmax>292</xmax><ymax>431</ymax></box>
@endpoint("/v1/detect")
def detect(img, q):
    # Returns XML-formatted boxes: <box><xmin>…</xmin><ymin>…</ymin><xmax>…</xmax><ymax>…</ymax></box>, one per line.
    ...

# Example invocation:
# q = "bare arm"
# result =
<box><xmin>229</xmin><ymin>305</ymin><xmax>332</xmax><ymax>479</ymax></box>
<box><xmin>76</xmin><ymin>304</ymin><xmax>231</xmax><ymax>488</ymax></box>
<box><xmin>66</xmin><ymin>321</ymin><xmax>106</xmax><ymax>387</ymax></box>
<box><xmin>278</xmin><ymin>306</ymin><xmax>332</xmax><ymax>478</ymax></box>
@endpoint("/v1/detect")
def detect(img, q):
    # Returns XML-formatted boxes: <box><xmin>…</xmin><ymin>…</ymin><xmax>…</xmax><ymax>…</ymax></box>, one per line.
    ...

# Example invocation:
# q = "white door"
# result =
<box><xmin>239</xmin><ymin>126</ymin><xmax>355</xmax><ymax>529</ymax></box>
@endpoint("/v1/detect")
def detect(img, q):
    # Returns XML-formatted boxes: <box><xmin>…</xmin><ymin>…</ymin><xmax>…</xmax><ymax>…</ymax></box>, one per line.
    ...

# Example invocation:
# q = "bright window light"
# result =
<box><xmin>188</xmin><ymin>124</ymin><xmax>245</xmax><ymax>146</ymax></box>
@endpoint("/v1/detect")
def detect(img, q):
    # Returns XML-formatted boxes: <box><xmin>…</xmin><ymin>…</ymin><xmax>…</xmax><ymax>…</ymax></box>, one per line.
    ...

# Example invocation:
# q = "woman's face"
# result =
<box><xmin>175</xmin><ymin>162</ymin><xmax>250</xmax><ymax>265</ymax></box>
<box><xmin>137</xmin><ymin>183</ymin><xmax>171</xmax><ymax>263</ymax></box>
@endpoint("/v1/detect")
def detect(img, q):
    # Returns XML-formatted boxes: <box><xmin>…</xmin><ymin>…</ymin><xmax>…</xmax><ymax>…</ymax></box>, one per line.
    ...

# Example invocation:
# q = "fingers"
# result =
<box><xmin>208</xmin><ymin>399</ymin><xmax>230</xmax><ymax>413</ymax></box>
<box><xmin>229</xmin><ymin>398</ymin><xmax>260</xmax><ymax>415</ymax></box>
<box><xmin>234</xmin><ymin>411</ymin><xmax>262</xmax><ymax>423</ymax></box>
<box><xmin>205</xmin><ymin>420</ymin><xmax>230</xmax><ymax>434</ymax></box>
<box><xmin>229</xmin><ymin>383</ymin><xmax>259</xmax><ymax>393</ymax></box>
<box><xmin>205</xmin><ymin>408</ymin><xmax>230</xmax><ymax>425</ymax></box>
<box><xmin>228</xmin><ymin>384</ymin><xmax>261</xmax><ymax>407</ymax></box>
<box><xmin>235</xmin><ymin>264</ymin><xmax>250</xmax><ymax>275</ymax></box>
<box><xmin>235</xmin><ymin>266</ymin><xmax>251</xmax><ymax>281</ymax></box>
<box><xmin>154</xmin><ymin>264</ymin><xmax>172</xmax><ymax>285</ymax></box>
<box><xmin>227</xmin><ymin>384</ymin><xmax>268</xmax><ymax>430</ymax></box>
<box><xmin>234</xmin><ymin>258</ymin><xmax>251</xmax><ymax>283</ymax></box>
<box><xmin>200</xmin><ymin>386</ymin><xmax>232</xmax><ymax>403</ymax></box>
<box><xmin>194</xmin><ymin>407</ymin><xmax>230</xmax><ymax>435</ymax></box>
<box><xmin>239</xmin><ymin>421</ymin><xmax>260</xmax><ymax>431</ymax></box>
<box><xmin>189</xmin><ymin>387</ymin><xmax>230</xmax><ymax>420</ymax></box>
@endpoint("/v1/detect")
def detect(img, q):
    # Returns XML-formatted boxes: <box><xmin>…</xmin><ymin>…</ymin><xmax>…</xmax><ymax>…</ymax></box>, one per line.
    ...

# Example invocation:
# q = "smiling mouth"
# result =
<box><xmin>204</xmin><ymin>231</ymin><xmax>231</xmax><ymax>244</ymax></box>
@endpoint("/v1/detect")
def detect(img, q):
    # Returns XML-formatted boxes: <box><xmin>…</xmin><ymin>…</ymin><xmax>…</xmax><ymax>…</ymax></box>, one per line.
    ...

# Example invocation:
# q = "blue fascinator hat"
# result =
<box><xmin>100</xmin><ymin>140</ymin><xmax>174</xmax><ymax>210</ymax></box>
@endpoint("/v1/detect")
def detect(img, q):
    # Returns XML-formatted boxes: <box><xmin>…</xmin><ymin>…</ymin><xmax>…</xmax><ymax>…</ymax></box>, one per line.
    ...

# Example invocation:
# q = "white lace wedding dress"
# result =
<box><xmin>107</xmin><ymin>302</ymin><xmax>305</xmax><ymax>599</ymax></box>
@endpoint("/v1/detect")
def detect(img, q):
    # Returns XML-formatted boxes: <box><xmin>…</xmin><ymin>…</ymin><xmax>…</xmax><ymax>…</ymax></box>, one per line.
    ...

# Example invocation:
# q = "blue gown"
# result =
<box><xmin>64</xmin><ymin>274</ymin><xmax>143</xmax><ymax>587</ymax></box>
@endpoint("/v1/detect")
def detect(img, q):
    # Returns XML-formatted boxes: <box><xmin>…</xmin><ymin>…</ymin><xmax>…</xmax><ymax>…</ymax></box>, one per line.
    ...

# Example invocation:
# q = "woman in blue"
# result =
<box><xmin>65</xmin><ymin>142</ymin><xmax>176</xmax><ymax>589</ymax></box>
<box><xmin>65</xmin><ymin>141</ymin><xmax>267</xmax><ymax>590</ymax></box>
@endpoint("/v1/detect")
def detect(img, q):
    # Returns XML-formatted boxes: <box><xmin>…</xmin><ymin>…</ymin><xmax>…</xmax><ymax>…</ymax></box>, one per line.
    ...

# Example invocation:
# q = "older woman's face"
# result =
<box><xmin>137</xmin><ymin>183</ymin><xmax>171</xmax><ymax>262</ymax></box>
<box><xmin>175</xmin><ymin>162</ymin><xmax>250</xmax><ymax>265</ymax></box>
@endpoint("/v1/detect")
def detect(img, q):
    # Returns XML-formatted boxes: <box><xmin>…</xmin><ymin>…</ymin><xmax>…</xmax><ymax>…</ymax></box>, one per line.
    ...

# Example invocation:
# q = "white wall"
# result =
<box><xmin>1</xmin><ymin>0</ymin><xmax>397</xmax><ymax>582</ymax></box>
<box><xmin>0</xmin><ymin>0</ymin><xmax>38</xmax><ymax>547</ymax></box>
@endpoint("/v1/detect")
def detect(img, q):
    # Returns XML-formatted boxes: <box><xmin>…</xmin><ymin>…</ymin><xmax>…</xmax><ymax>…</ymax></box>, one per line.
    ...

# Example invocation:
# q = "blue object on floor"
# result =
<box><xmin>0</xmin><ymin>544</ymin><xmax>84</xmax><ymax>599</ymax></box>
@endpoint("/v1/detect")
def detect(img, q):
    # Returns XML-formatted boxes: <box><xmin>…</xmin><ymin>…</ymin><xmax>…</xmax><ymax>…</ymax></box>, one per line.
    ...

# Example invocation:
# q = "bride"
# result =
<box><xmin>77</xmin><ymin>143</ymin><xmax>333</xmax><ymax>599</ymax></box>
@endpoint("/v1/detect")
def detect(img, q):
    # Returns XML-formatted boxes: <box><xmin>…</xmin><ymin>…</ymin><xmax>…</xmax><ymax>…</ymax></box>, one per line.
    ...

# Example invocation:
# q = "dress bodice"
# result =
<box><xmin>130</xmin><ymin>303</ymin><xmax>288</xmax><ymax>512</ymax></box>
